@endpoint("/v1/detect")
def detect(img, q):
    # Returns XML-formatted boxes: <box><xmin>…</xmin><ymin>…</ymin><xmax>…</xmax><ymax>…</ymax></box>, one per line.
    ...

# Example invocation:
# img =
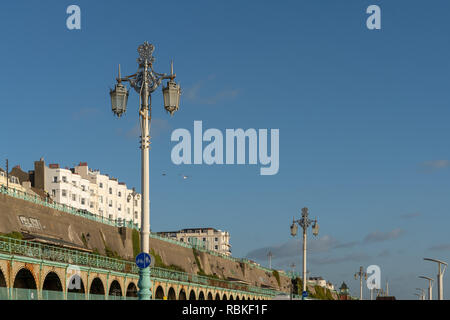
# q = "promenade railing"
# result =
<box><xmin>1</xmin><ymin>184</ymin><xmax>278</xmax><ymax>277</ymax></box>
<box><xmin>0</xmin><ymin>236</ymin><xmax>282</xmax><ymax>297</ymax></box>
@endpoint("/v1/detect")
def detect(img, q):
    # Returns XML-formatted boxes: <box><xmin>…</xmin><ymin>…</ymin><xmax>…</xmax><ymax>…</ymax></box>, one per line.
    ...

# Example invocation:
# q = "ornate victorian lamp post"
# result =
<box><xmin>290</xmin><ymin>207</ymin><xmax>319</xmax><ymax>300</ymax></box>
<box><xmin>109</xmin><ymin>41</ymin><xmax>181</xmax><ymax>300</ymax></box>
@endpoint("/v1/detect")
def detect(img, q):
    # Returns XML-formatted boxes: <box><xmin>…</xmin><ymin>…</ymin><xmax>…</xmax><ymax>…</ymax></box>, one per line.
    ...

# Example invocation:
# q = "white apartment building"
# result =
<box><xmin>308</xmin><ymin>276</ymin><xmax>335</xmax><ymax>290</ymax></box>
<box><xmin>157</xmin><ymin>228</ymin><xmax>231</xmax><ymax>256</ymax></box>
<box><xmin>44</xmin><ymin>162</ymin><xmax>141</xmax><ymax>227</ymax></box>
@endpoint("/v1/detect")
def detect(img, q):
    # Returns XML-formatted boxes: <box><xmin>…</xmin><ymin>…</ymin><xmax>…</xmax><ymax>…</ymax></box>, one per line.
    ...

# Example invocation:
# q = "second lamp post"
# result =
<box><xmin>290</xmin><ymin>207</ymin><xmax>319</xmax><ymax>300</ymax></box>
<box><xmin>109</xmin><ymin>41</ymin><xmax>181</xmax><ymax>300</ymax></box>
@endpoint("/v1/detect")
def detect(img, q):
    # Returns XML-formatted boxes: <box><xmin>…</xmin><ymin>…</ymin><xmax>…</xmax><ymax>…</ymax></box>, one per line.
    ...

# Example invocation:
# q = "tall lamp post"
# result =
<box><xmin>424</xmin><ymin>258</ymin><xmax>448</xmax><ymax>300</ymax></box>
<box><xmin>415</xmin><ymin>288</ymin><xmax>425</xmax><ymax>300</ymax></box>
<box><xmin>290</xmin><ymin>207</ymin><xmax>319</xmax><ymax>300</ymax></box>
<box><xmin>354</xmin><ymin>266</ymin><xmax>367</xmax><ymax>300</ymax></box>
<box><xmin>110</xmin><ymin>41</ymin><xmax>181</xmax><ymax>300</ymax></box>
<box><xmin>267</xmin><ymin>251</ymin><xmax>273</xmax><ymax>270</ymax></box>
<box><xmin>418</xmin><ymin>276</ymin><xmax>434</xmax><ymax>300</ymax></box>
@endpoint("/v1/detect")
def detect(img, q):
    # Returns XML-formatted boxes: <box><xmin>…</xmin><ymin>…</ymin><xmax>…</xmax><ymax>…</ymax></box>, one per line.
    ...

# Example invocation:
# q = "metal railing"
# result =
<box><xmin>1</xmin><ymin>184</ymin><xmax>278</xmax><ymax>277</ymax></box>
<box><xmin>0</xmin><ymin>236</ymin><xmax>282</xmax><ymax>297</ymax></box>
<box><xmin>0</xmin><ymin>185</ymin><xmax>139</xmax><ymax>230</ymax></box>
<box><xmin>0</xmin><ymin>288</ymin><xmax>139</xmax><ymax>300</ymax></box>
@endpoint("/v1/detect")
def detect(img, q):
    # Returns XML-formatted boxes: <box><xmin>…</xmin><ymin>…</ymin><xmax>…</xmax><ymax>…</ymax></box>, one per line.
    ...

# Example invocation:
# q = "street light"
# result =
<box><xmin>110</xmin><ymin>41</ymin><xmax>181</xmax><ymax>300</ymax></box>
<box><xmin>354</xmin><ymin>266</ymin><xmax>367</xmax><ymax>300</ymax></box>
<box><xmin>290</xmin><ymin>207</ymin><xmax>319</xmax><ymax>300</ymax></box>
<box><xmin>418</xmin><ymin>276</ymin><xmax>434</xmax><ymax>300</ymax></box>
<box><xmin>267</xmin><ymin>251</ymin><xmax>273</xmax><ymax>270</ymax></box>
<box><xmin>415</xmin><ymin>288</ymin><xmax>425</xmax><ymax>301</ymax></box>
<box><xmin>424</xmin><ymin>258</ymin><xmax>448</xmax><ymax>300</ymax></box>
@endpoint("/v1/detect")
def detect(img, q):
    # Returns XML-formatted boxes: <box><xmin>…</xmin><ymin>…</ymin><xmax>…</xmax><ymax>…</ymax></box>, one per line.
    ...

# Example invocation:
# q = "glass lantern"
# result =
<box><xmin>110</xmin><ymin>82</ymin><xmax>129</xmax><ymax>117</ymax></box>
<box><xmin>162</xmin><ymin>79</ymin><xmax>181</xmax><ymax>116</ymax></box>
<box><xmin>290</xmin><ymin>222</ymin><xmax>298</xmax><ymax>237</ymax></box>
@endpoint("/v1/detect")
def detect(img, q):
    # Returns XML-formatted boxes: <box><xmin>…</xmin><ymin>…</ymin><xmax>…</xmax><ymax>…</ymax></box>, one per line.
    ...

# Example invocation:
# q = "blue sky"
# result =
<box><xmin>1</xmin><ymin>0</ymin><xmax>450</xmax><ymax>299</ymax></box>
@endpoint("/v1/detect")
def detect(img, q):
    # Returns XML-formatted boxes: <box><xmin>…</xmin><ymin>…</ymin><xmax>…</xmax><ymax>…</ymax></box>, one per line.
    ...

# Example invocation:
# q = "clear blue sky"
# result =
<box><xmin>1</xmin><ymin>0</ymin><xmax>450</xmax><ymax>299</ymax></box>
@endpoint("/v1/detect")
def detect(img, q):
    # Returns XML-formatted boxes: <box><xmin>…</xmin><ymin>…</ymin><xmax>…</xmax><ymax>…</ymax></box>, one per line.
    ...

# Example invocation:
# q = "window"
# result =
<box><xmin>118</xmin><ymin>204</ymin><xmax>121</xmax><ymax>211</ymax></box>
<box><xmin>62</xmin><ymin>190</ymin><xmax>67</xmax><ymax>197</ymax></box>
<box><xmin>90</xmin><ymin>202</ymin><xmax>94</xmax><ymax>208</ymax></box>
<box><xmin>134</xmin><ymin>211</ymin><xmax>138</xmax><ymax>219</ymax></box>
<box><xmin>53</xmin><ymin>176</ymin><xmax>58</xmax><ymax>183</ymax></box>
<box><xmin>134</xmin><ymin>200</ymin><xmax>138</xmax><ymax>206</ymax></box>
<box><xmin>215</xmin><ymin>245</ymin><xmax>218</xmax><ymax>250</ymax></box>
<box><xmin>52</xmin><ymin>189</ymin><xmax>56</xmax><ymax>197</ymax></box>
<box><xmin>72</xmin><ymin>181</ymin><xmax>76</xmax><ymax>186</ymax></box>
<box><xmin>62</xmin><ymin>176</ymin><xmax>67</xmax><ymax>183</ymax></box>
<box><xmin>72</xmin><ymin>194</ymin><xmax>76</xmax><ymax>201</ymax></box>
<box><xmin>109</xmin><ymin>187</ymin><xmax>112</xmax><ymax>195</ymax></box>
<box><xmin>99</xmin><ymin>182</ymin><xmax>103</xmax><ymax>188</ymax></box>
<box><xmin>180</xmin><ymin>238</ymin><xmax>184</xmax><ymax>242</ymax></box>
<box><xmin>81</xmin><ymin>198</ymin><xmax>86</xmax><ymax>205</ymax></box>
<box><xmin>118</xmin><ymin>191</ymin><xmax>121</xmax><ymax>197</ymax></box>
<box><xmin>109</xmin><ymin>200</ymin><xmax>112</xmax><ymax>207</ymax></box>
<box><xmin>215</xmin><ymin>237</ymin><xmax>218</xmax><ymax>242</ymax></box>
<box><xmin>127</xmin><ymin>208</ymin><xmax>130</xmax><ymax>214</ymax></box>
<box><xmin>202</xmin><ymin>238</ymin><xmax>206</xmax><ymax>242</ymax></box>
<box><xmin>81</xmin><ymin>185</ymin><xmax>86</xmax><ymax>191</ymax></box>
<box><xmin>99</xmin><ymin>196</ymin><xmax>103</xmax><ymax>203</ymax></box>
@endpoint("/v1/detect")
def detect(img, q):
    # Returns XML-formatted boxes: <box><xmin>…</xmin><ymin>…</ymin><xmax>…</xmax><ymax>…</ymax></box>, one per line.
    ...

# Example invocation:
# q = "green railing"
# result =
<box><xmin>1</xmin><ymin>185</ymin><xmax>278</xmax><ymax>275</ymax></box>
<box><xmin>1</xmin><ymin>185</ymin><xmax>284</xmax><ymax>294</ymax></box>
<box><xmin>0</xmin><ymin>288</ymin><xmax>139</xmax><ymax>300</ymax></box>
<box><xmin>0</xmin><ymin>236</ymin><xmax>282</xmax><ymax>297</ymax></box>
<box><xmin>0</xmin><ymin>185</ymin><xmax>139</xmax><ymax>230</ymax></box>
<box><xmin>0</xmin><ymin>235</ymin><xmax>139</xmax><ymax>274</ymax></box>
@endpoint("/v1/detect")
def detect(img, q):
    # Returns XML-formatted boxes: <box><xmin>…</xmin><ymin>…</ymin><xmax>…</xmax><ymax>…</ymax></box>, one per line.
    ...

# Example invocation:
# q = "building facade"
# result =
<box><xmin>41</xmin><ymin>161</ymin><xmax>141</xmax><ymax>227</ymax></box>
<box><xmin>0</xmin><ymin>169</ymin><xmax>25</xmax><ymax>192</ymax></box>
<box><xmin>157</xmin><ymin>228</ymin><xmax>231</xmax><ymax>256</ymax></box>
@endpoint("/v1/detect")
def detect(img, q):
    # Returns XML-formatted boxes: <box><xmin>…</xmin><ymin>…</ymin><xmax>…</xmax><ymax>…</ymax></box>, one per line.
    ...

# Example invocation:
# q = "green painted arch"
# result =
<box><xmin>126</xmin><ymin>282</ymin><xmax>138</xmax><ymax>297</ymax></box>
<box><xmin>13</xmin><ymin>267</ymin><xmax>37</xmax><ymax>289</ymax></box>
<box><xmin>155</xmin><ymin>285</ymin><xmax>165</xmax><ymax>300</ymax></box>
<box><xmin>108</xmin><ymin>280</ymin><xmax>123</xmax><ymax>297</ymax></box>
<box><xmin>178</xmin><ymin>288</ymin><xmax>187</xmax><ymax>300</ymax></box>
<box><xmin>89</xmin><ymin>277</ymin><xmax>105</xmax><ymax>295</ymax></box>
<box><xmin>167</xmin><ymin>287</ymin><xmax>176</xmax><ymax>300</ymax></box>
<box><xmin>42</xmin><ymin>271</ymin><xmax>63</xmax><ymax>292</ymax></box>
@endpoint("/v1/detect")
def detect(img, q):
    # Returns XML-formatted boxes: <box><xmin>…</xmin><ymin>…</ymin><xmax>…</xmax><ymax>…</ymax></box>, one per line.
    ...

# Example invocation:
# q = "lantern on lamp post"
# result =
<box><xmin>290</xmin><ymin>207</ymin><xmax>319</xmax><ymax>300</ymax></box>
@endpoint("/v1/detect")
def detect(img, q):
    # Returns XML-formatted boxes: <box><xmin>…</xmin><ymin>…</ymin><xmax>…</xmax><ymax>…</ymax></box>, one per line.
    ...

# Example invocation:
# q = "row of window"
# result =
<box><xmin>53</xmin><ymin>189</ymin><xmax>138</xmax><ymax>215</ymax></box>
<box><xmin>53</xmin><ymin>176</ymin><xmax>137</xmax><ymax>201</ymax></box>
<box><xmin>0</xmin><ymin>172</ymin><xmax>20</xmax><ymax>184</ymax></box>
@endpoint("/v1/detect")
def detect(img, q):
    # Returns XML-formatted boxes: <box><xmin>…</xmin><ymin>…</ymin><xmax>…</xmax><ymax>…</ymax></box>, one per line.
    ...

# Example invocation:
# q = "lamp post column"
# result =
<box><xmin>137</xmin><ymin>60</ymin><xmax>151</xmax><ymax>300</ymax></box>
<box><xmin>360</xmin><ymin>271</ymin><xmax>363</xmax><ymax>300</ymax></box>
<box><xmin>428</xmin><ymin>281</ymin><xmax>433</xmax><ymax>301</ymax></box>
<box><xmin>437</xmin><ymin>264</ymin><xmax>443</xmax><ymax>300</ymax></box>
<box><xmin>302</xmin><ymin>224</ymin><xmax>307</xmax><ymax>296</ymax></box>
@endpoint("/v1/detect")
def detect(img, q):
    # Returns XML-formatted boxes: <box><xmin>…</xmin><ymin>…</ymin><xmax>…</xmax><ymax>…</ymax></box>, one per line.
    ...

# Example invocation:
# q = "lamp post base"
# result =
<box><xmin>138</xmin><ymin>267</ymin><xmax>152</xmax><ymax>300</ymax></box>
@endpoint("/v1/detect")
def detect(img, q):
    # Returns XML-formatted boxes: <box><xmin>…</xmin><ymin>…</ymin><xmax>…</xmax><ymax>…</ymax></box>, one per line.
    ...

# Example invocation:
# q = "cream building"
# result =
<box><xmin>0</xmin><ymin>169</ymin><xmax>25</xmax><ymax>192</ymax></box>
<box><xmin>42</xmin><ymin>162</ymin><xmax>141</xmax><ymax>227</ymax></box>
<box><xmin>157</xmin><ymin>228</ymin><xmax>231</xmax><ymax>256</ymax></box>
